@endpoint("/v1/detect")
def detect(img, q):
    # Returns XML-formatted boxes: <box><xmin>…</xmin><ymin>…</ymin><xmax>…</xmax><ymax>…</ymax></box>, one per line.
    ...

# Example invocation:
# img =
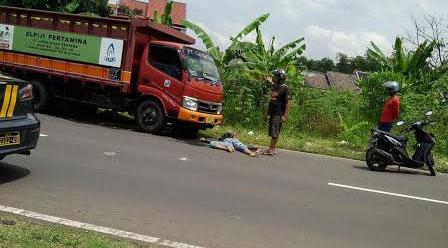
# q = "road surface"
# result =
<box><xmin>1</xmin><ymin>114</ymin><xmax>447</xmax><ymax>248</ymax></box>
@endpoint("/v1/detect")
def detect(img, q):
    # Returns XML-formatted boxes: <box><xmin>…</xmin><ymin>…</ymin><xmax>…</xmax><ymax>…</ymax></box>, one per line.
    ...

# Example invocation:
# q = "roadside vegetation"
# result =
<box><xmin>183</xmin><ymin>14</ymin><xmax>448</xmax><ymax>173</ymax></box>
<box><xmin>0</xmin><ymin>216</ymin><xmax>155</xmax><ymax>248</ymax></box>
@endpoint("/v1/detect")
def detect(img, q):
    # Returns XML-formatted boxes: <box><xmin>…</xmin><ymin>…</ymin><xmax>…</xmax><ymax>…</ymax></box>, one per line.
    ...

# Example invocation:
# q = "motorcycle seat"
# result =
<box><xmin>375</xmin><ymin>130</ymin><xmax>408</xmax><ymax>142</ymax></box>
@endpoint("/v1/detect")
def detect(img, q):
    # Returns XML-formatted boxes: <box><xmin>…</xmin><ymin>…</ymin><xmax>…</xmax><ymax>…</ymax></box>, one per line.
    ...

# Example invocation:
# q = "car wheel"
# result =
<box><xmin>136</xmin><ymin>100</ymin><xmax>165</xmax><ymax>133</ymax></box>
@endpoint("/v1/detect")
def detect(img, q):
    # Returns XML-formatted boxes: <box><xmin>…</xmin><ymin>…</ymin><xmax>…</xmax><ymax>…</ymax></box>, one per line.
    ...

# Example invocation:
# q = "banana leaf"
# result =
<box><xmin>181</xmin><ymin>20</ymin><xmax>216</xmax><ymax>51</ymax></box>
<box><xmin>273</xmin><ymin>37</ymin><xmax>305</xmax><ymax>60</ymax></box>
<box><xmin>234</xmin><ymin>13</ymin><xmax>270</xmax><ymax>41</ymax></box>
<box><xmin>153</xmin><ymin>11</ymin><xmax>160</xmax><ymax>24</ymax></box>
<box><xmin>161</xmin><ymin>1</ymin><xmax>173</xmax><ymax>26</ymax></box>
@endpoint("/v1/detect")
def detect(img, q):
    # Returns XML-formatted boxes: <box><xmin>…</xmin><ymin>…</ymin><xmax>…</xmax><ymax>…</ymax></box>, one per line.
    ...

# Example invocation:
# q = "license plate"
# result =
<box><xmin>206</xmin><ymin>117</ymin><xmax>215</xmax><ymax>124</ymax></box>
<box><xmin>0</xmin><ymin>131</ymin><xmax>20</xmax><ymax>147</ymax></box>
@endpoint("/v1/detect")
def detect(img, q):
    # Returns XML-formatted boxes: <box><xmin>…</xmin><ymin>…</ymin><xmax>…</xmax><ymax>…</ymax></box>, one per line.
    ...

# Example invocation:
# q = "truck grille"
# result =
<box><xmin>198</xmin><ymin>100</ymin><xmax>221</xmax><ymax>114</ymax></box>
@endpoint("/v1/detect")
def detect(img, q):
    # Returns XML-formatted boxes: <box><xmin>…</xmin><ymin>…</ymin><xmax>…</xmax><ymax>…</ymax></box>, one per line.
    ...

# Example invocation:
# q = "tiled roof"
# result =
<box><xmin>120</xmin><ymin>0</ymin><xmax>148</xmax><ymax>17</ymax></box>
<box><xmin>303</xmin><ymin>70</ymin><xmax>360</xmax><ymax>91</ymax></box>
<box><xmin>116</xmin><ymin>0</ymin><xmax>186</xmax><ymax>26</ymax></box>
<box><xmin>326</xmin><ymin>72</ymin><xmax>359</xmax><ymax>91</ymax></box>
<box><xmin>146</xmin><ymin>0</ymin><xmax>186</xmax><ymax>25</ymax></box>
<box><xmin>304</xmin><ymin>71</ymin><xmax>330</xmax><ymax>90</ymax></box>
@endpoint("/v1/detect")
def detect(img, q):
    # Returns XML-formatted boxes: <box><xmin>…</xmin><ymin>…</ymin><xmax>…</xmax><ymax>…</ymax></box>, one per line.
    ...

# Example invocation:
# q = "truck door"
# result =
<box><xmin>141</xmin><ymin>45</ymin><xmax>184</xmax><ymax>104</ymax></box>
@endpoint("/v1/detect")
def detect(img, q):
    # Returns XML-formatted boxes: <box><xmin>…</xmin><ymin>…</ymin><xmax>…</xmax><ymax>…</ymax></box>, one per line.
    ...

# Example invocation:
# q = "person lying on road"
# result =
<box><xmin>201</xmin><ymin>132</ymin><xmax>259</xmax><ymax>157</ymax></box>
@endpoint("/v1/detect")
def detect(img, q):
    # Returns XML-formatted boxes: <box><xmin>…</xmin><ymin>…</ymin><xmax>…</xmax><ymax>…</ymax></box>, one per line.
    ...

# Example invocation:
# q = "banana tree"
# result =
<box><xmin>368</xmin><ymin>37</ymin><xmax>437</xmax><ymax>87</ymax></box>
<box><xmin>229</xmin><ymin>27</ymin><xmax>306</xmax><ymax>85</ymax></box>
<box><xmin>181</xmin><ymin>13</ymin><xmax>270</xmax><ymax>69</ymax></box>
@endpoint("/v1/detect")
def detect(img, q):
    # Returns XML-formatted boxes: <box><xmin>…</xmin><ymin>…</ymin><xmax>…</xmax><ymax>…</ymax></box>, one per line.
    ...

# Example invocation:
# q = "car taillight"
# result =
<box><xmin>19</xmin><ymin>84</ymin><xmax>33</xmax><ymax>101</ymax></box>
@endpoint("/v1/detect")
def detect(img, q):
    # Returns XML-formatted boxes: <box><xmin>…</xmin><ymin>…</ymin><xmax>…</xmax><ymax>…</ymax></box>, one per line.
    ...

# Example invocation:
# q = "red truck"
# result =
<box><xmin>0</xmin><ymin>6</ymin><xmax>223</xmax><ymax>134</ymax></box>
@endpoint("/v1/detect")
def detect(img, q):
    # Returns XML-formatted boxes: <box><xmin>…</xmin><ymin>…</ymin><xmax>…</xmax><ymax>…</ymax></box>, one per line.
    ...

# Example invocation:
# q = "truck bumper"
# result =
<box><xmin>0</xmin><ymin>114</ymin><xmax>40</xmax><ymax>157</ymax></box>
<box><xmin>178</xmin><ymin>108</ymin><xmax>223</xmax><ymax>125</ymax></box>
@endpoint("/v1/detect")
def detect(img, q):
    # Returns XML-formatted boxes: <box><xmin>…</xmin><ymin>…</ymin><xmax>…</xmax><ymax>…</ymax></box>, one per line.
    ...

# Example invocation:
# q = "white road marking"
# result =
<box><xmin>179</xmin><ymin>157</ymin><xmax>190</xmax><ymax>161</ymax></box>
<box><xmin>0</xmin><ymin>204</ymin><xmax>204</xmax><ymax>248</ymax></box>
<box><xmin>329</xmin><ymin>183</ymin><xmax>448</xmax><ymax>205</ymax></box>
<box><xmin>104</xmin><ymin>152</ymin><xmax>117</xmax><ymax>156</ymax></box>
<box><xmin>39</xmin><ymin>134</ymin><xmax>48</xmax><ymax>137</ymax></box>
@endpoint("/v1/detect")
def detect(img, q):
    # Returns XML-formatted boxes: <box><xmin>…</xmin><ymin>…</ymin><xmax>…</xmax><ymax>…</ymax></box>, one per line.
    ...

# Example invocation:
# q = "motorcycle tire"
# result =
<box><xmin>366</xmin><ymin>148</ymin><xmax>387</xmax><ymax>172</ymax></box>
<box><xmin>426</xmin><ymin>153</ymin><xmax>436</xmax><ymax>177</ymax></box>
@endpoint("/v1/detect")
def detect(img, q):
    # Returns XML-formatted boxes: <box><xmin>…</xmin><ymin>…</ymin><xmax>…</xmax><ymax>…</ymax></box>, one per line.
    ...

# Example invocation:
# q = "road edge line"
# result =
<box><xmin>0</xmin><ymin>204</ymin><xmax>204</xmax><ymax>248</ymax></box>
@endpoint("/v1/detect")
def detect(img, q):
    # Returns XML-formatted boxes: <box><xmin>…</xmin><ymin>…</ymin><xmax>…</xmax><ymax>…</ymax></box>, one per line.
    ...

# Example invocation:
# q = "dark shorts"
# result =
<box><xmin>378</xmin><ymin>122</ymin><xmax>393</xmax><ymax>132</ymax></box>
<box><xmin>269</xmin><ymin>115</ymin><xmax>282</xmax><ymax>138</ymax></box>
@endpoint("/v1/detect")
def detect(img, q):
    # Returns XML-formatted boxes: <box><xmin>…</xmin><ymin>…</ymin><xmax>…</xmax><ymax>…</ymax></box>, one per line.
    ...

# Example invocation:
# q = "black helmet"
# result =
<box><xmin>383</xmin><ymin>81</ymin><xmax>400</xmax><ymax>94</ymax></box>
<box><xmin>272</xmin><ymin>69</ymin><xmax>286</xmax><ymax>83</ymax></box>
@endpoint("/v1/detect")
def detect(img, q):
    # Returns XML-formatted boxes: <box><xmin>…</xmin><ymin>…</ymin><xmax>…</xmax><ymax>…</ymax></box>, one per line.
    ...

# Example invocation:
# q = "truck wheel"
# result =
<box><xmin>136</xmin><ymin>100</ymin><xmax>165</xmax><ymax>133</ymax></box>
<box><xmin>30</xmin><ymin>80</ymin><xmax>49</xmax><ymax>112</ymax></box>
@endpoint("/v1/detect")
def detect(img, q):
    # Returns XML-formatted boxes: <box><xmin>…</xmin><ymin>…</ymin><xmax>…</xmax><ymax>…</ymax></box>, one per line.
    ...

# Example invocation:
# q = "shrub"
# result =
<box><xmin>359</xmin><ymin>71</ymin><xmax>407</xmax><ymax>123</ymax></box>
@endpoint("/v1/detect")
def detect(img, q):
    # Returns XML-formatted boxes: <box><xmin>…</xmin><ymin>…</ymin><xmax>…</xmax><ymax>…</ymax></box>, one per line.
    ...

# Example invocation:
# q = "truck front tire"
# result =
<box><xmin>30</xmin><ymin>80</ymin><xmax>49</xmax><ymax>112</ymax></box>
<box><xmin>136</xmin><ymin>100</ymin><xmax>165</xmax><ymax>133</ymax></box>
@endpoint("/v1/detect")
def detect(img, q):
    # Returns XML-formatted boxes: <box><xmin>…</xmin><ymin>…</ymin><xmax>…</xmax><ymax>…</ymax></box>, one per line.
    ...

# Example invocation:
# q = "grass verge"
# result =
<box><xmin>0</xmin><ymin>216</ymin><xmax>156</xmax><ymax>248</ymax></box>
<box><xmin>202</xmin><ymin>124</ymin><xmax>448</xmax><ymax>174</ymax></box>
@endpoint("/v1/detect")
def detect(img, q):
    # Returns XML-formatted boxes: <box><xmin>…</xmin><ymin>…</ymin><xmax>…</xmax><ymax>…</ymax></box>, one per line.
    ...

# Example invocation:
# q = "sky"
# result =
<box><xmin>109</xmin><ymin>0</ymin><xmax>448</xmax><ymax>60</ymax></box>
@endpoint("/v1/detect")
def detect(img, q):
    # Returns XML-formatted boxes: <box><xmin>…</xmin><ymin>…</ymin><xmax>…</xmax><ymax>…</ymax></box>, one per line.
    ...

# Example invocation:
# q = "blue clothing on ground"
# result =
<box><xmin>224</xmin><ymin>138</ymin><xmax>248</xmax><ymax>152</ymax></box>
<box><xmin>209</xmin><ymin>141</ymin><xmax>233</xmax><ymax>149</ymax></box>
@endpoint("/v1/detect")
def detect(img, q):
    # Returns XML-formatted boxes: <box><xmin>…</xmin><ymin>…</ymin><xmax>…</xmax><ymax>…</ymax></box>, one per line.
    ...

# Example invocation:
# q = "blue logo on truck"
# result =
<box><xmin>105</xmin><ymin>43</ymin><xmax>116</xmax><ymax>63</ymax></box>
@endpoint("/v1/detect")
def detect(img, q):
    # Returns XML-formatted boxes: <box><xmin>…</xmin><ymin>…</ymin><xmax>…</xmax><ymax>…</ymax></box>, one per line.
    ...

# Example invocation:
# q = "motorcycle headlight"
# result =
<box><xmin>19</xmin><ymin>84</ymin><xmax>33</xmax><ymax>101</ymax></box>
<box><xmin>182</xmin><ymin>96</ymin><xmax>198</xmax><ymax>112</ymax></box>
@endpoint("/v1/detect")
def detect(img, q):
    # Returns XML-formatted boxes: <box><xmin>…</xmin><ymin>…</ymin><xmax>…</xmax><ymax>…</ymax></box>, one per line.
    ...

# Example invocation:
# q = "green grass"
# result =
<box><xmin>0</xmin><ymin>216</ymin><xmax>156</xmax><ymax>248</ymax></box>
<box><xmin>202</xmin><ymin>124</ymin><xmax>448</xmax><ymax>174</ymax></box>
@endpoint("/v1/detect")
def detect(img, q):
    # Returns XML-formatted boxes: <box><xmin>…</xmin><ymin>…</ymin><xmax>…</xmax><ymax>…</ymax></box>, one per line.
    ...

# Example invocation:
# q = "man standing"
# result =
<box><xmin>264</xmin><ymin>70</ymin><xmax>291</xmax><ymax>156</ymax></box>
<box><xmin>379</xmin><ymin>81</ymin><xmax>401</xmax><ymax>132</ymax></box>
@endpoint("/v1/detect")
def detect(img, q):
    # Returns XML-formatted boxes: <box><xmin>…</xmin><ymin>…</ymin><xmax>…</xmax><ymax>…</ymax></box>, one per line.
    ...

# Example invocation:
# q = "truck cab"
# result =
<box><xmin>135</xmin><ymin>41</ymin><xmax>223</xmax><ymax>134</ymax></box>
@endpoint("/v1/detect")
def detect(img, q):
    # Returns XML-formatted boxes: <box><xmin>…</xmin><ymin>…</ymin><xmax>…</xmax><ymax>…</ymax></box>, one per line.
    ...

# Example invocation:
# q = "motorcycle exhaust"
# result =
<box><xmin>373</xmin><ymin>148</ymin><xmax>394</xmax><ymax>162</ymax></box>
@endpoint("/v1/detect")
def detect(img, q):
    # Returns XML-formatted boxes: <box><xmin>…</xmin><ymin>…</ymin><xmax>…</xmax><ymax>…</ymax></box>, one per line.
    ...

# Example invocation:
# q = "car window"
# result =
<box><xmin>148</xmin><ymin>46</ymin><xmax>182</xmax><ymax>81</ymax></box>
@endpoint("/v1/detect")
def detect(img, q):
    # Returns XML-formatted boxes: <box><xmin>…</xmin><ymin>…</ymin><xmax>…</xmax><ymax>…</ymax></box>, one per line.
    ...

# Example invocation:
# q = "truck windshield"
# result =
<box><xmin>184</xmin><ymin>48</ymin><xmax>220</xmax><ymax>83</ymax></box>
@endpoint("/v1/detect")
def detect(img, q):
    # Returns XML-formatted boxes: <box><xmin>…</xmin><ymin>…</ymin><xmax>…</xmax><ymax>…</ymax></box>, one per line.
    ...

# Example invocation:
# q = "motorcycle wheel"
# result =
<box><xmin>366</xmin><ymin>148</ymin><xmax>387</xmax><ymax>172</ymax></box>
<box><xmin>426</xmin><ymin>153</ymin><xmax>436</xmax><ymax>177</ymax></box>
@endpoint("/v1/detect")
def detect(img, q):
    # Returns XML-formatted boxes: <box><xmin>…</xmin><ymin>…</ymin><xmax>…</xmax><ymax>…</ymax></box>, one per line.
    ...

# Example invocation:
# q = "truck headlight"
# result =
<box><xmin>182</xmin><ymin>96</ymin><xmax>198</xmax><ymax>112</ymax></box>
<box><xmin>19</xmin><ymin>84</ymin><xmax>33</xmax><ymax>101</ymax></box>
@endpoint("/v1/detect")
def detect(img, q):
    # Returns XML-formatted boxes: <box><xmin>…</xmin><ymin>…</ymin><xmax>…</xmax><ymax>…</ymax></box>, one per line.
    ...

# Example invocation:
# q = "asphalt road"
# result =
<box><xmin>1</xmin><ymin>114</ymin><xmax>447</xmax><ymax>248</ymax></box>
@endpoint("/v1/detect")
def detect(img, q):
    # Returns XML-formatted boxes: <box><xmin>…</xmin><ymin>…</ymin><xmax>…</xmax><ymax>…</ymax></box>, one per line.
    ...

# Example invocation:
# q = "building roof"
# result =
<box><xmin>120</xmin><ymin>0</ymin><xmax>148</xmax><ymax>17</ymax></box>
<box><xmin>326</xmin><ymin>72</ymin><xmax>359</xmax><ymax>91</ymax></box>
<box><xmin>146</xmin><ymin>0</ymin><xmax>186</xmax><ymax>26</ymax></box>
<box><xmin>303</xmin><ymin>70</ymin><xmax>360</xmax><ymax>91</ymax></box>
<box><xmin>304</xmin><ymin>71</ymin><xmax>330</xmax><ymax>90</ymax></box>
<box><xmin>114</xmin><ymin>0</ymin><xmax>186</xmax><ymax>26</ymax></box>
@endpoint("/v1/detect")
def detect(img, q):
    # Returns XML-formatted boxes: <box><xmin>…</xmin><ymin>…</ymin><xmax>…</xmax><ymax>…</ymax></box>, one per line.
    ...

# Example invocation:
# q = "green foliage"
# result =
<box><xmin>358</xmin><ymin>71</ymin><xmax>407</xmax><ymax>122</ymax></box>
<box><xmin>298</xmin><ymin>52</ymin><xmax>380</xmax><ymax>73</ymax></box>
<box><xmin>117</xmin><ymin>4</ymin><xmax>143</xmax><ymax>17</ymax></box>
<box><xmin>161</xmin><ymin>1</ymin><xmax>174</xmax><ymax>27</ymax></box>
<box><xmin>0</xmin><ymin>0</ymin><xmax>111</xmax><ymax>16</ymax></box>
<box><xmin>368</xmin><ymin>37</ymin><xmax>438</xmax><ymax>89</ymax></box>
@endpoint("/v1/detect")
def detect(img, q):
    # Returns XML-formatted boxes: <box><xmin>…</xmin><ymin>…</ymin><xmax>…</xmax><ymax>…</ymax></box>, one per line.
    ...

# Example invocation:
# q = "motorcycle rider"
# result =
<box><xmin>378</xmin><ymin>81</ymin><xmax>401</xmax><ymax>132</ymax></box>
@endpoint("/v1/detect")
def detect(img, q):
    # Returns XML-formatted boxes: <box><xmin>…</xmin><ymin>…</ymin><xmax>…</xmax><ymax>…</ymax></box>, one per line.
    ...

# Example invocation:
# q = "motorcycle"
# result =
<box><xmin>366</xmin><ymin>111</ymin><xmax>437</xmax><ymax>176</ymax></box>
